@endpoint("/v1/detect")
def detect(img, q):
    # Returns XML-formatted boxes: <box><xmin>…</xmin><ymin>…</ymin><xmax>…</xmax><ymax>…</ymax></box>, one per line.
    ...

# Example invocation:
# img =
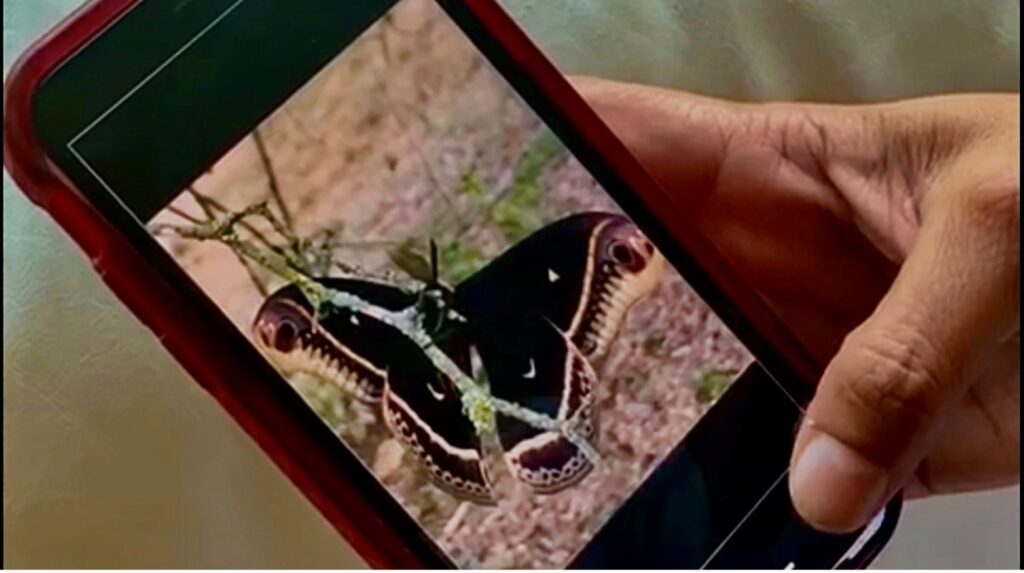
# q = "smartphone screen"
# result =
<box><xmin>29</xmin><ymin>0</ymin><xmax>898</xmax><ymax>568</ymax></box>
<box><xmin>146</xmin><ymin>2</ymin><xmax>756</xmax><ymax>567</ymax></box>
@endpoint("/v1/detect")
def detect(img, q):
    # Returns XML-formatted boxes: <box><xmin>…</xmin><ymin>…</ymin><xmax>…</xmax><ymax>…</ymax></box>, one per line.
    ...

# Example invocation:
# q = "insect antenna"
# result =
<box><xmin>429</xmin><ymin>238</ymin><xmax>440</xmax><ymax>285</ymax></box>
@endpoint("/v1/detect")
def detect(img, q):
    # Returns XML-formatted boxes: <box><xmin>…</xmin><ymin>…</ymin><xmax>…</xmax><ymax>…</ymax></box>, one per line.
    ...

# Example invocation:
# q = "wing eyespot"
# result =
<box><xmin>607</xmin><ymin>240</ymin><xmax>637</xmax><ymax>268</ymax></box>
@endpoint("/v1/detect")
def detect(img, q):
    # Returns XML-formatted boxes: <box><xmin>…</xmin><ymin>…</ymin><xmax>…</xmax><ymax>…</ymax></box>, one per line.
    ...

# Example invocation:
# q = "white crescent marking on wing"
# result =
<box><xmin>523</xmin><ymin>358</ymin><xmax>537</xmax><ymax>379</ymax></box>
<box><xmin>426</xmin><ymin>378</ymin><xmax>447</xmax><ymax>401</ymax></box>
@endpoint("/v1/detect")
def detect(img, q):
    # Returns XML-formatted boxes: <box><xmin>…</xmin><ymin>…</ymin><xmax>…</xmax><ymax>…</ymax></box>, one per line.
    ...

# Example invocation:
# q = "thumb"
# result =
<box><xmin>789</xmin><ymin>144</ymin><xmax>1020</xmax><ymax>533</ymax></box>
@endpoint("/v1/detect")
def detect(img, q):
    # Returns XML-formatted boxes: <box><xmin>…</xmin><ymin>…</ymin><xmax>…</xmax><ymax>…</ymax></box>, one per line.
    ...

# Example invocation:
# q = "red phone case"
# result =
<box><xmin>6</xmin><ymin>0</ymin><xmax>871</xmax><ymax>568</ymax></box>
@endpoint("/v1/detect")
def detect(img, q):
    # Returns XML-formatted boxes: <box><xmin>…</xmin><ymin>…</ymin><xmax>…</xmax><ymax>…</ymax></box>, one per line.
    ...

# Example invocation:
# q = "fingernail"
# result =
<box><xmin>789</xmin><ymin>431</ymin><xmax>889</xmax><ymax>534</ymax></box>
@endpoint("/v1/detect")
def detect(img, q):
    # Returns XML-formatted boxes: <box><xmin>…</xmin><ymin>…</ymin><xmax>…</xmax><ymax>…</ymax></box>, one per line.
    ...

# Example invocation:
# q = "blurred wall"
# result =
<box><xmin>4</xmin><ymin>0</ymin><xmax>1019</xmax><ymax>568</ymax></box>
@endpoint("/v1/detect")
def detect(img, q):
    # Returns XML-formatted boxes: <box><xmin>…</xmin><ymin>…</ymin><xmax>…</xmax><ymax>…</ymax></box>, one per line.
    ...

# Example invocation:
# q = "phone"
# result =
<box><xmin>5</xmin><ymin>0</ymin><xmax>901</xmax><ymax>568</ymax></box>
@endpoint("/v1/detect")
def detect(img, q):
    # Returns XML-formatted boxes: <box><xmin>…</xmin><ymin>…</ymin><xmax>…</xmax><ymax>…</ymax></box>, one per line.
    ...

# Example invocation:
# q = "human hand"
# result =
<box><xmin>573</xmin><ymin>76</ymin><xmax>1019</xmax><ymax>533</ymax></box>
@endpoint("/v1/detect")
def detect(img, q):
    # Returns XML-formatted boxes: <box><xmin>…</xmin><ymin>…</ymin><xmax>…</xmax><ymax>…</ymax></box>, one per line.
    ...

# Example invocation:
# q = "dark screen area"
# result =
<box><xmin>35</xmin><ymin>0</ymin><xmax>396</xmax><ymax>219</ymax></box>
<box><xmin>572</xmin><ymin>364</ymin><xmax>870</xmax><ymax>569</ymax></box>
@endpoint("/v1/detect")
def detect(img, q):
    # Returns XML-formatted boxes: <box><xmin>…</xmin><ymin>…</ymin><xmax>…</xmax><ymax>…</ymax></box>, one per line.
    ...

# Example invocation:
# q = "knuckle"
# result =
<box><xmin>959</xmin><ymin>183</ymin><xmax>1020</xmax><ymax>236</ymax></box>
<box><xmin>834</xmin><ymin>326</ymin><xmax>951</xmax><ymax>426</ymax></box>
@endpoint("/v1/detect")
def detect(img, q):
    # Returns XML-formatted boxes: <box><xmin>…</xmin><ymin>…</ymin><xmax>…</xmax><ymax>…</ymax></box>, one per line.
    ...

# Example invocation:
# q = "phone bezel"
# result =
<box><xmin>4</xmin><ymin>0</ymin><xmax>900</xmax><ymax>568</ymax></box>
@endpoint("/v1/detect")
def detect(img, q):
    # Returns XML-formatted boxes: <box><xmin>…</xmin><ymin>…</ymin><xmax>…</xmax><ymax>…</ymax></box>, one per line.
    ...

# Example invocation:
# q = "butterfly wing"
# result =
<box><xmin>468</xmin><ymin>316</ymin><xmax>599</xmax><ymax>494</ymax></box>
<box><xmin>453</xmin><ymin>212</ymin><xmax>662</xmax><ymax>494</ymax></box>
<box><xmin>455</xmin><ymin>212</ymin><xmax>665</xmax><ymax>361</ymax></box>
<box><xmin>380</xmin><ymin>330</ymin><xmax>495</xmax><ymax>504</ymax></box>
<box><xmin>253</xmin><ymin>278</ymin><xmax>493</xmax><ymax>502</ymax></box>
<box><xmin>252</xmin><ymin>277</ymin><xmax>416</xmax><ymax>402</ymax></box>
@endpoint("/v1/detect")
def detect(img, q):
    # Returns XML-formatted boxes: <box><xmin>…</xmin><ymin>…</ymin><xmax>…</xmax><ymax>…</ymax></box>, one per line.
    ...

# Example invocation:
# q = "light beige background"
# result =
<box><xmin>4</xmin><ymin>0</ymin><xmax>1019</xmax><ymax>568</ymax></box>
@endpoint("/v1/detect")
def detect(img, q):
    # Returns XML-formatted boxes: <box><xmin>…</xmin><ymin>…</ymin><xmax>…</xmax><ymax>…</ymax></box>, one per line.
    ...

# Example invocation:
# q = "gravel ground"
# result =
<box><xmin>152</xmin><ymin>0</ymin><xmax>752</xmax><ymax>567</ymax></box>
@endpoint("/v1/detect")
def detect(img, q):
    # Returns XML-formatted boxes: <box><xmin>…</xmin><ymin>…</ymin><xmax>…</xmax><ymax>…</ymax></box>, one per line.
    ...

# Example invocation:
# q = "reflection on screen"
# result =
<box><xmin>148</xmin><ymin>0</ymin><xmax>758</xmax><ymax>567</ymax></box>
